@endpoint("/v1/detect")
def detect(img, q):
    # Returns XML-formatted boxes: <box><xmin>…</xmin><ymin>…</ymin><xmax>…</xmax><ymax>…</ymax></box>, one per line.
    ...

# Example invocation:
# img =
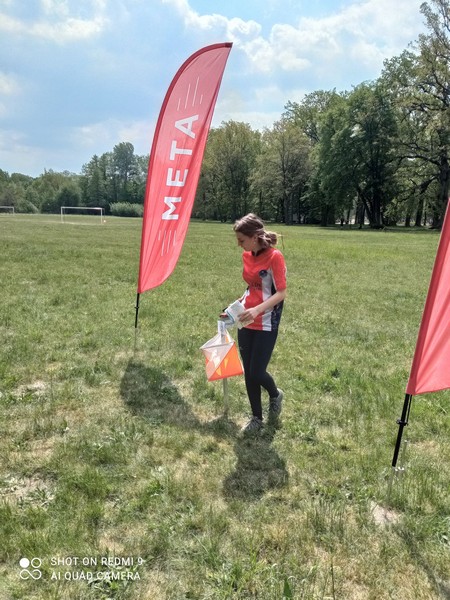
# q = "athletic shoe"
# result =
<box><xmin>269</xmin><ymin>389</ymin><xmax>283</xmax><ymax>417</ymax></box>
<box><xmin>241</xmin><ymin>416</ymin><xmax>263</xmax><ymax>435</ymax></box>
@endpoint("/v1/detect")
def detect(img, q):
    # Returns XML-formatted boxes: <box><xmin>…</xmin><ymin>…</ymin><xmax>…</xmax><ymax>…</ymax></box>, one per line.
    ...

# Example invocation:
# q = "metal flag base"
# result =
<box><xmin>387</xmin><ymin>439</ymin><xmax>409</xmax><ymax>503</ymax></box>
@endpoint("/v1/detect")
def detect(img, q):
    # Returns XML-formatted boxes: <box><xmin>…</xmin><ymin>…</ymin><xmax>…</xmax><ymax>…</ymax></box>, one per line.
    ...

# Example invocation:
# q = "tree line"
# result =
<box><xmin>1</xmin><ymin>0</ymin><xmax>450</xmax><ymax>227</ymax></box>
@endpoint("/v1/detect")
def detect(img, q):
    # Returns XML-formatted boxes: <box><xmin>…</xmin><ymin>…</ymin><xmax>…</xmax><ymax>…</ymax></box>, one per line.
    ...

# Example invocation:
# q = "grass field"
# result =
<box><xmin>0</xmin><ymin>213</ymin><xmax>449</xmax><ymax>600</ymax></box>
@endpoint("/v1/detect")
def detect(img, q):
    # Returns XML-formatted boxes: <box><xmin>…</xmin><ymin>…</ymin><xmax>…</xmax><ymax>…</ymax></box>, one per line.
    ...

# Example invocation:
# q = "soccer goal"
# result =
<box><xmin>0</xmin><ymin>206</ymin><xmax>15</xmax><ymax>214</ymax></box>
<box><xmin>60</xmin><ymin>206</ymin><xmax>105</xmax><ymax>224</ymax></box>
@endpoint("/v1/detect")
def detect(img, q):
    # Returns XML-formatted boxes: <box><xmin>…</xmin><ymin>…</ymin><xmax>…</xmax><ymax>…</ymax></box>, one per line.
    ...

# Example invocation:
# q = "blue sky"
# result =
<box><xmin>0</xmin><ymin>0</ymin><xmax>425</xmax><ymax>177</ymax></box>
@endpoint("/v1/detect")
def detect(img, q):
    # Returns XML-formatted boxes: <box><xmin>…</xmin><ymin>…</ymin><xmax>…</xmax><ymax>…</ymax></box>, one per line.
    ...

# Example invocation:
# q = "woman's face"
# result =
<box><xmin>236</xmin><ymin>232</ymin><xmax>256</xmax><ymax>252</ymax></box>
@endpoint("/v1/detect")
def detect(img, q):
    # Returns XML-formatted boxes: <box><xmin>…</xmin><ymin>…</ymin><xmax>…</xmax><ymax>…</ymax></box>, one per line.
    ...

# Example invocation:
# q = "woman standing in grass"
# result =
<box><xmin>233</xmin><ymin>213</ymin><xmax>287</xmax><ymax>434</ymax></box>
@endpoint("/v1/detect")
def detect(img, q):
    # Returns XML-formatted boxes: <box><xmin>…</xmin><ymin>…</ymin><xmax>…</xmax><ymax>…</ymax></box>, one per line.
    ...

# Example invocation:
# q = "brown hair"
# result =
<box><xmin>233</xmin><ymin>213</ymin><xmax>278</xmax><ymax>248</ymax></box>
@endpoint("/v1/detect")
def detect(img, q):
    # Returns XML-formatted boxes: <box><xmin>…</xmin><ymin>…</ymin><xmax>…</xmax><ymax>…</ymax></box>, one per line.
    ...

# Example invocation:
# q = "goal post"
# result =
<box><xmin>0</xmin><ymin>206</ymin><xmax>15</xmax><ymax>214</ymax></box>
<box><xmin>61</xmin><ymin>206</ymin><xmax>105</xmax><ymax>224</ymax></box>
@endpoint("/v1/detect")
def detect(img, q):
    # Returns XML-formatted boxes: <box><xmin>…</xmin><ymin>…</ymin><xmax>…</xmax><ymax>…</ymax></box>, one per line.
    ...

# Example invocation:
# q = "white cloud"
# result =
<box><xmin>70</xmin><ymin>117</ymin><xmax>156</xmax><ymax>157</ymax></box>
<box><xmin>244</xmin><ymin>0</ymin><xmax>423</xmax><ymax>74</ymax></box>
<box><xmin>0</xmin><ymin>73</ymin><xmax>21</xmax><ymax>120</ymax></box>
<box><xmin>215</xmin><ymin>106</ymin><xmax>280</xmax><ymax>131</ymax></box>
<box><xmin>41</xmin><ymin>0</ymin><xmax>70</xmax><ymax>19</ymax></box>
<box><xmin>163</xmin><ymin>0</ymin><xmax>423</xmax><ymax>77</ymax></box>
<box><xmin>162</xmin><ymin>0</ymin><xmax>261</xmax><ymax>41</ymax></box>
<box><xmin>71</xmin><ymin>120</ymin><xmax>123</xmax><ymax>150</ymax></box>
<box><xmin>118</xmin><ymin>120</ymin><xmax>155</xmax><ymax>156</ymax></box>
<box><xmin>212</xmin><ymin>89</ymin><xmax>280</xmax><ymax>130</ymax></box>
<box><xmin>30</xmin><ymin>16</ymin><xmax>106</xmax><ymax>41</ymax></box>
<box><xmin>213</xmin><ymin>85</ymin><xmax>291</xmax><ymax>130</ymax></box>
<box><xmin>0</xmin><ymin>13</ymin><xmax>23</xmax><ymax>34</ymax></box>
<box><xmin>0</xmin><ymin>72</ymin><xmax>20</xmax><ymax>95</ymax></box>
<box><xmin>0</xmin><ymin>0</ymin><xmax>108</xmax><ymax>42</ymax></box>
<box><xmin>0</xmin><ymin>129</ymin><xmax>43</xmax><ymax>174</ymax></box>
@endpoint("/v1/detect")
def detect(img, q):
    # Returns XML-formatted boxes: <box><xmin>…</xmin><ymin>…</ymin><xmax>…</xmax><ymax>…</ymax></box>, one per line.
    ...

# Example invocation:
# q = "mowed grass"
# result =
<box><xmin>0</xmin><ymin>213</ymin><xmax>449</xmax><ymax>600</ymax></box>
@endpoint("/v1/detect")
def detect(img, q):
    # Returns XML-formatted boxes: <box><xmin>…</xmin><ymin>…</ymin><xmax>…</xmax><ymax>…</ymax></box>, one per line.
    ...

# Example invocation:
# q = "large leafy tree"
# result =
<box><xmin>32</xmin><ymin>170</ymin><xmax>75</xmax><ymax>212</ymax></box>
<box><xmin>81</xmin><ymin>147</ymin><xmax>147</xmax><ymax>211</ymax></box>
<box><xmin>112</xmin><ymin>142</ymin><xmax>138</xmax><ymax>203</ymax></box>
<box><xmin>0</xmin><ymin>171</ymin><xmax>33</xmax><ymax>211</ymax></box>
<box><xmin>285</xmin><ymin>91</ymin><xmax>346</xmax><ymax>224</ymax></box>
<box><xmin>195</xmin><ymin>121</ymin><xmax>261</xmax><ymax>221</ymax></box>
<box><xmin>419</xmin><ymin>0</ymin><xmax>450</xmax><ymax>225</ymax></box>
<box><xmin>285</xmin><ymin>90</ymin><xmax>339</xmax><ymax>145</ymax></box>
<box><xmin>251</xmin><ymin>119</ymin><xmax>311</xmax><ymax>224</ymax></box>
<box><xmin>382</xmin><ymin>0</ymin><xmax>450</xmax><ymax>227</ymax></box>
<box><xmin>305</xmin><ymin>84</ymin><xmax>398</xmax><ymax>228</ymax></box>
<box><xmin>312</xmin><ymin>92</ymin><xmax>355</xmax><ymax>226</ymax></box>
<box><xmin>345</xmin><ymin>83</ymin><xmax>399</xmax><ymax>227</ymax></box>
<box><xmin>80</xmin><ymin>154</ymin><xmax>108</xmax><ymax>209</ymax></box>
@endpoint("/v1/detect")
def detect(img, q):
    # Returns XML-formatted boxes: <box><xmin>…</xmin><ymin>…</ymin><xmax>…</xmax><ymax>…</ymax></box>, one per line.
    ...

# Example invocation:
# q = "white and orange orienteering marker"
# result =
<box><xmin>200</xmin><ymin>323</ymin><xmax>243</xmax><ymax>382</ymax></box>
<box><xmin>406</xmin><ymin>199</ymin><xmax>450</xmax><ymax>395</ymax></box>
<box><xmin>137</xmin><ymin>43</ymin><xmax>232</xmax><ymax>293</ymax></box>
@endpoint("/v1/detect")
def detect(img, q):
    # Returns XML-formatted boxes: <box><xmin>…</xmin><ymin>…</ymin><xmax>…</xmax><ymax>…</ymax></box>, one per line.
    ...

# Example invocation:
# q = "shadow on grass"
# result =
<box><xmin>120</xmin><ymin>360</ymin><xmax>202</xmax><ymax>430</ymax></box>
<box><xmin>120</xmin><ymin>359</ymin><xmax>239</xmax><ymax>440</ymax></box>
<box><xmin>223</xmin><ymin>425</ymin><xmax>289</xmax><ymax>502</ymax></box>
<box><xmin>399</xmin><ymin>528</ymin><xmax>450</xmax><ymax>600</ymax></box>
<box><xmin>120</xmin><ymin>360</ymin><xmax>288</xmax><ymax>501</ymax></box>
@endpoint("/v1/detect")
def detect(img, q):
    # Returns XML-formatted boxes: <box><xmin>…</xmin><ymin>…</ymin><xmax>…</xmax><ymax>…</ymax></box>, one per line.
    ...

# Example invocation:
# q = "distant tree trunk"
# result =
<box><xmin>371</xmin><ymin>188</ymin><xmax>383</xmax><ymax>228</ymax></box>
<box><xmin>433</xmin><ymin>154</ymin><xmax>450</xmax><ymax>228</ymax></box>
<box><xmin>320</xmin><ymin>203</ymin><xmax>334</xmax><ymax>226</ymax></box>
<box><xmin>355</xmin><ymin>196</ymin><xmax>365</xmax><ymax>228</ymax></box>
<box><xmin>258</xmin><ymin>190</ymin><xmax>263</xmax><ymax>218</ymax></box>
<box><xmin>345</xmin><ymin>208</ymin><xmax>351</xmax><ymax>225</ymax></box>
<box><xmin>284</xmin><ymin>192</ymin><xmax>294</xmax><ymax>225</ymax></box>
<box><xmin>415</xmin><ymin>195</ymin><xmax>424</xmax><ymax>227</ymax></box>
<box><xmin>283</xmin><ymin>191</ymin><xmax>293</xmax><ymax>224</ymax></box>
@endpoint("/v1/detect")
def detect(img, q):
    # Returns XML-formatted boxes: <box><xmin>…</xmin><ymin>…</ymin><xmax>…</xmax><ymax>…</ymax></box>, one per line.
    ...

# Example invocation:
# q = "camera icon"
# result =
<box><xmin>19</xmin><ymin>557</ymin><xmax>42</xmax><ymax>580</ymax></box>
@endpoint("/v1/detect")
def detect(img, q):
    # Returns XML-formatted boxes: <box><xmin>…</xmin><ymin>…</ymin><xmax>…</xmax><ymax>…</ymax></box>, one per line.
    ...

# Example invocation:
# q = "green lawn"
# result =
<box><xmin>0</xmin><ymin>214</ymin><xmax>449</xmax><ymax>600</ymax></box>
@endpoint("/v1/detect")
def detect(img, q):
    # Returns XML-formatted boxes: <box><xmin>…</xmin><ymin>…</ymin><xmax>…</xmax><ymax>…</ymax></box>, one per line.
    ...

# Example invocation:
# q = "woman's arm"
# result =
<box><xmin>239</xmin><ymin>288</ymin><xmax>287</xmax><ymax>324</ymax></box>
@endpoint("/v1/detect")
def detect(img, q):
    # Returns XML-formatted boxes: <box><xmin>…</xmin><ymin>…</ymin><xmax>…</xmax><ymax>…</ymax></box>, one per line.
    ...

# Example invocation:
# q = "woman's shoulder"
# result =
<box><xmin>270</xmin><ymin>247</ymin><xmax>285</xmax><ymax>261</ymax></box>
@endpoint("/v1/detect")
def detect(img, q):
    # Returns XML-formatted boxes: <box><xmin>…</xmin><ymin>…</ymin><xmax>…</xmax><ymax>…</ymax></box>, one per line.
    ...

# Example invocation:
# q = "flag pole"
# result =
<box><xmin>391</xmin><ymin>393</ymin><xmax>413</xmax><ymax>470</ymax></box>
<box><xmin>134</xmin><ymin>293</ymin><xmax>140</xmax><ymax>328</ymax></box>
<box><xmin>387</xmin><ymin>393</ymin><xmax>413</xmax><ymax>501</ymax></box>
<box><xmin>134</xmin><ymin>293</ymin><xmax>140</xmax><ymax>351</ymax></box>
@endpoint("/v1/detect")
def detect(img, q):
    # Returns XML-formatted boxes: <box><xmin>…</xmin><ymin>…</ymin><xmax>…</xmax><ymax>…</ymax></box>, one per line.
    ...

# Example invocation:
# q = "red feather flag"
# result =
<box><xmin>406</xmin><ymin>199</ymin><xmax>450</xmax><ymax>395</ymax></box>
<box><xmin>137</xmin><ymin>43</ymin><xmax>232</xmax><ymax>294</ymax></box>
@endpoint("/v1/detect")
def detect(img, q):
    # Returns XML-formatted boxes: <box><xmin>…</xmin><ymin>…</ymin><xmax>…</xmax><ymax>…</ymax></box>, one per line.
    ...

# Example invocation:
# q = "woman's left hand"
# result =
<box><xmin>239</xmin><ymin>307</ymin><xmax>259</xmax><ymax>323</ymax></box>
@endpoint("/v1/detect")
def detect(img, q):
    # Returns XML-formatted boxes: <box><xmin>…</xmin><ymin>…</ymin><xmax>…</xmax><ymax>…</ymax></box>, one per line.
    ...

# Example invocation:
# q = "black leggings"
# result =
<box><xmin>237</xmin><ymin>327</ymin><xmax>279</xmax><ymax>420</ymax></box>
